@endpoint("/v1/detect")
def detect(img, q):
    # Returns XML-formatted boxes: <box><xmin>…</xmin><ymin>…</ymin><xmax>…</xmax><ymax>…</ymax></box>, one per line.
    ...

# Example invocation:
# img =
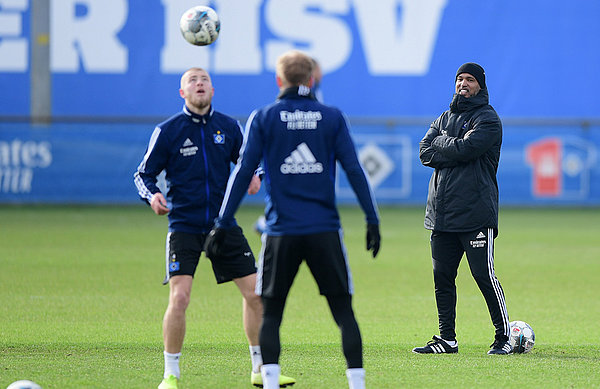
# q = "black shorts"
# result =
<box><xmin>164</xmin><ymin>227</ymin><xmax>257</xmax><ymax>284</ymax></box>
<box><xmin>257</xmin><ymin>230</ymin><xmax>352</xmax><ymax>299</ymax></box>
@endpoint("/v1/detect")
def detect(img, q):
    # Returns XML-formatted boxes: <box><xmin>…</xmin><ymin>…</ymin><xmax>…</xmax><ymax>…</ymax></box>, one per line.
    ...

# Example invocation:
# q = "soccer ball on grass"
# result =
<box><xmin>7</xmin><ymin>381</ymin><xmax>42</xmax><ymax>389</ymax></box>
<box><xmin>179</xmin><ymin>5</ymin><xmax>220</xmax><ymax>46</ymax></box>
<box><xmin>509</xmin><ymin>320</ymin><xmax>535</xmax><ymax>353</ymax></box>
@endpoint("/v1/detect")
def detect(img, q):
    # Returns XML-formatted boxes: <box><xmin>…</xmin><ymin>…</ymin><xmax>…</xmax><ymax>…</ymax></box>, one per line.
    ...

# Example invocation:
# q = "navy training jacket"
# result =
<box><xmin>134</xmin><ymin>105</ymin><xmax>244</xmax><ymax>233</ymax></box>
<box><xmin>216</xmin><ymin>86</ymin><xmax>379</xmax><ymax>235</ymax></box>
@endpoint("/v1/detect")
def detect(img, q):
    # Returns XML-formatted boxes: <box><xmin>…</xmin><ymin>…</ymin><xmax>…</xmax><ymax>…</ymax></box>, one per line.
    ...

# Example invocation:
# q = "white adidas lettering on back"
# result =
<box><xmin>280</xmin><ymin>142</ymin><xmax>323</xmax><ymax>174</ymax></box>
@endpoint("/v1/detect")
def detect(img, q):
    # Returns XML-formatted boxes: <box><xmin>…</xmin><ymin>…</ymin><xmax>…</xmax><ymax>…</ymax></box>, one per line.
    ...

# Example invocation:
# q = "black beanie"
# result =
<box><xmin>456</xmin><ymin>62</ymin><xmax>486</xmax><ymax>89</ymax></box>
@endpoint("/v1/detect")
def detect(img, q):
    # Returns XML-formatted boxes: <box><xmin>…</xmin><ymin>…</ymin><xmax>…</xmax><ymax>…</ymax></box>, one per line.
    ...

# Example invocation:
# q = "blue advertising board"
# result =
<box><xmin>1</xmin><ymin>0</ymin><xmax>599</xmax><ymax>119</ymax></box>
<box><xmin>1</xmin><ymin>121</ymin><xmax>599</xmax><ymax>205</ymax></box>
<box><xmin>2</xmin><ymin>1</ymin><xmax>599</xmax><ymax>205</ymax></box>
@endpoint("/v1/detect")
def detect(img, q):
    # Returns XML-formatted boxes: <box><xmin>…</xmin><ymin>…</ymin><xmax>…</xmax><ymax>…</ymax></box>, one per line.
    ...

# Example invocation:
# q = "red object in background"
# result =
<box><xmin>525</xmin><ymin>138</ymin><xmax>562</xmax><ymax>197</ymax></box>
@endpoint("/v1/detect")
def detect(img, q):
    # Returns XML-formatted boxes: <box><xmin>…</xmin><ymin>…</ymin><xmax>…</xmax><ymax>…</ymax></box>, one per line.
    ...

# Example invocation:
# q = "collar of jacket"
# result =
<box><xmin>449</xmin><ymin>87</ymin><xmax>489</xmax><ymax>113</ymax></box>
<box><xmin>183</xmin><ymin>104</ymin><xmax>214</xmax><ymax>124</ymax></box>
<box><xmin>277</xmin><ymin>86</ymin><xmax>317</xmax><ymax>101</ymax></box>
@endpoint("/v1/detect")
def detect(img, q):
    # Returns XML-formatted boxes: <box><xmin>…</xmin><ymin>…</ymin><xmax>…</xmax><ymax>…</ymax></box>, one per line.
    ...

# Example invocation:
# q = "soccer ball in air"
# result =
<box><xmin>179</xmin><ymin>6</ymin><xmax>220</xmax><ymax>46</ymax></box>
<box><xmin>509</xmin><ymin>320</ymin><xmax>535</xmax><ymax>353</ymax></box>
<box><xmin>6</xmin><ymin>381</ymin><xmax>42</xmax><ymax>389</ymax></box>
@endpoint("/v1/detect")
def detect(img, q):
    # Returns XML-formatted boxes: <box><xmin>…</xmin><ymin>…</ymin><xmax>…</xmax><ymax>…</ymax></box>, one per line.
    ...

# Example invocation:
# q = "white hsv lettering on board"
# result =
<box><xmin>353</xmin><ymin>0</ymin><xmax>448</xmax><ymax>75</ymax></box>
<box><xmin>4</xmin><ymin>0</ymin><xmax>447</xmax><ymax>75</ymax></box>
<box><xmin>263</xmin><ymin>0</ymin><xmax>352</xmax><ymax>74</ymax></box>
<box><xmin>0</xmin><ymin>0</ymin><xmax>28</xmax><ymax>72</ymax></box>
<box><xmin>51</xmin><ymin>0</ymin><xmax>128</xmax><ymax>72</ymax></box>
<box><xmin>213</xmin><ymin>0</ymin><xmax>263</xmax><ymax>73</ymax></box>
<box><xmin>161</xmin><ymin>0</ymin><xmax>264</xmax><ymax>73</ymax></box>
<box><xmin>160</xmin><ymin>0</ymin><xmax>447</xmax><ymax>75</ymax></box>
<box><xmin>161</xmin><ymin>0</ymin><xmax>209</xmax><ymax>72</ymax></box>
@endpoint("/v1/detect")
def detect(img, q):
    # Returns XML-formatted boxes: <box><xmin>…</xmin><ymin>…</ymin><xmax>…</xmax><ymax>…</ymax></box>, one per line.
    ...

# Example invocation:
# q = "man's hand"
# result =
<box><xmin>247</xmin><ymin>174</ymin><xmax>262</xmax><ymax>195</ymax></box>
<box><xmin>366</xmin><ymin>224</ymin><xmax>381</xmax><ymax>258</ymax></box>
<box><xmin>150</xmin><ymin>192</ymin><xmax>169</xmax><ymax>215</ymax></box>
<box><xmin>204</xmin><ymin>227</ymin><xmax>227</xmax><ymax>259</ymax></box>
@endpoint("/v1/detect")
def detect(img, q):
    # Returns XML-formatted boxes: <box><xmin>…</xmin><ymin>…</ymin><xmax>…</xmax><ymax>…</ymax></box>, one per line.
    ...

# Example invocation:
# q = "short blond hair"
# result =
<box><xmin>180</xmin><ymin>67</ymin><xmax>210</xmax><ymax>89</ymax></box>
<box><xmin>276</xmin><ymin>50</ymin><xmax>314</xmax><ymax>87</ymax></box>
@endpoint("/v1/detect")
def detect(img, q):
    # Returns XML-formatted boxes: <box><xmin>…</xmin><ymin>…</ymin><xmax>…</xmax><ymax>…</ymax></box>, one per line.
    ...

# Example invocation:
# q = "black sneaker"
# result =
<box><xmin>412</xmin><ymin>335</ymin><xmax>458</xmax><ymax>354</ymax></box>
<box><xmin>487</xmin><ymin>339</ymin><xmax>512</xmax><ymax>355</ymax></box>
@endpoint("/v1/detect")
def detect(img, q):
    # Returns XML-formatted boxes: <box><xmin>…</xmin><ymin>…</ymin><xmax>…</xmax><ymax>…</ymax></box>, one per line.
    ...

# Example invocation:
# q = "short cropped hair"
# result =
<box><xmin>276</xmin><ymin>50</ymin><xmax>314</xmax><ymax>86</ymax></box>
<box><xmin>181</xmin><ymin>67</ymin><xmax>210</xmax><ymax>89</ymax></box>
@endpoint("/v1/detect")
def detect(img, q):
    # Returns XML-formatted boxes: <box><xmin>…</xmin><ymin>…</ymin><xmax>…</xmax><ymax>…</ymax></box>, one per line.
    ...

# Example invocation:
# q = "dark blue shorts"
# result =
<box><xmin>257</xmin><ymin>230</ymin><xmax>352</xmax><ymax>299</ymax></box>
<box><xmin>164</xmin><ymin>227</ymin><xmax>257</xmax><ymax>284</ymax></box>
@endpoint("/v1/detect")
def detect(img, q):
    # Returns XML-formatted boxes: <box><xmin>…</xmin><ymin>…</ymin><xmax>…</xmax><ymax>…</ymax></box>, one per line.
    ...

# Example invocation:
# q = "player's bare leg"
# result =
<box><xmin>234</xmin><ymin>274</ymin><xmax>296</xmax><ymax>387</ymax></box>
<box><xmin>234</xmin><ymin>273</ymin><xmax>262</xmax><ymax>345</ymax></box>
<box><xmin>159</xmin><ymin>275</ymin><xmax>193</xmax><ymax>388</ymax></box>
<box><xmin>164</xmin><ymin>275</ymin><xmax>193</xmax><ymax>352</ymax></box>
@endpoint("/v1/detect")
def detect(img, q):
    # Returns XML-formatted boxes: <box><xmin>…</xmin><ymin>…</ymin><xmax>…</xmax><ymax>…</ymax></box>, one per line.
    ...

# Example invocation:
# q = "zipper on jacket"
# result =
<box><xmin>199</xmin><ymin>121</ymin><xmax>211</xmax><ymax>226</ymax></box>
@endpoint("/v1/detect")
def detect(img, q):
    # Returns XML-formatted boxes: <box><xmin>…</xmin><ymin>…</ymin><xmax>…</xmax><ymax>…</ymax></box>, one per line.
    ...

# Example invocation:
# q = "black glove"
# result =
<box><xmin>366</xmin><ymin>223</ymin><xmax>380</xmax><ymax>258</ymax></box>
<box><xmin>204</xmin><ymin>227</ymin><xmax>227</xmax><ymax>259</ymax></box>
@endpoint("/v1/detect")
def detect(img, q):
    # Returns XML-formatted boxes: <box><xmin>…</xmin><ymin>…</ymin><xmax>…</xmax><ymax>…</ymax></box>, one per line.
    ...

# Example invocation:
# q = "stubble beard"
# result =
<box><xmin>189</xmin><ymin>95</ymin><xmax>211</xmax><ymax>113</ymax></box>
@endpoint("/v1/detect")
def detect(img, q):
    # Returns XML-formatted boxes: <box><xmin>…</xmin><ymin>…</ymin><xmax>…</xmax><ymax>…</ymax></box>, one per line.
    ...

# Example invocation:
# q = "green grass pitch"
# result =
<box><xmin>1</xmin><ymin>205</ymin><xmax>599</xmax><ymax>388</ymax></box>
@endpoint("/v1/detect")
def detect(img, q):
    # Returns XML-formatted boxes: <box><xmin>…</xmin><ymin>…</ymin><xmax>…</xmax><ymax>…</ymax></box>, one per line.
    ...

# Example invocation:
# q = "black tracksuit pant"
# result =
<box><xmin>430</xmin><ymin>228</ymin><xmax>510</xmax><ymax>342</ymax></box>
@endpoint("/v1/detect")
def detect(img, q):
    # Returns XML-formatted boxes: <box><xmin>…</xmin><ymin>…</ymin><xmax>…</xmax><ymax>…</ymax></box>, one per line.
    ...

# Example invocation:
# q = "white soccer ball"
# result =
<box><xmin>509</xmin><ymin>320</ymin><xmax>535</xmax><ymax>353</ymax></box>
<box><xmin>6</xmin><ymin>381</ymin><xmax>42</xmax><ymax>389</ymax></box>
<box><xmin>179</xmin><ymin>5</ymin><xmax>220</xmax><ymax>46</ymax></box>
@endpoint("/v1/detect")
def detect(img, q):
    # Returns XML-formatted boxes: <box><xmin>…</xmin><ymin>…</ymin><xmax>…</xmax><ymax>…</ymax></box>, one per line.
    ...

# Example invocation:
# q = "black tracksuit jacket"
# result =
<box><xmin>419</xmin><ymin>88</ymin><xmax>502</xmax><ymax>233</ymax></box>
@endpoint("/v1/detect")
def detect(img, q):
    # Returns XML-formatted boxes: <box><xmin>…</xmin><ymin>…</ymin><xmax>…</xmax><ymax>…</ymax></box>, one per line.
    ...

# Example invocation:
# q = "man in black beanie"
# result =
<box><xmin>413</xmin><ymin>62</ymin><xmax>512</xmax><ymax>355</ymax></box>
<box><xmin>456</xmin><ymin>62</ymin><xmax>486</xmax><ymax>90</ymax></box>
